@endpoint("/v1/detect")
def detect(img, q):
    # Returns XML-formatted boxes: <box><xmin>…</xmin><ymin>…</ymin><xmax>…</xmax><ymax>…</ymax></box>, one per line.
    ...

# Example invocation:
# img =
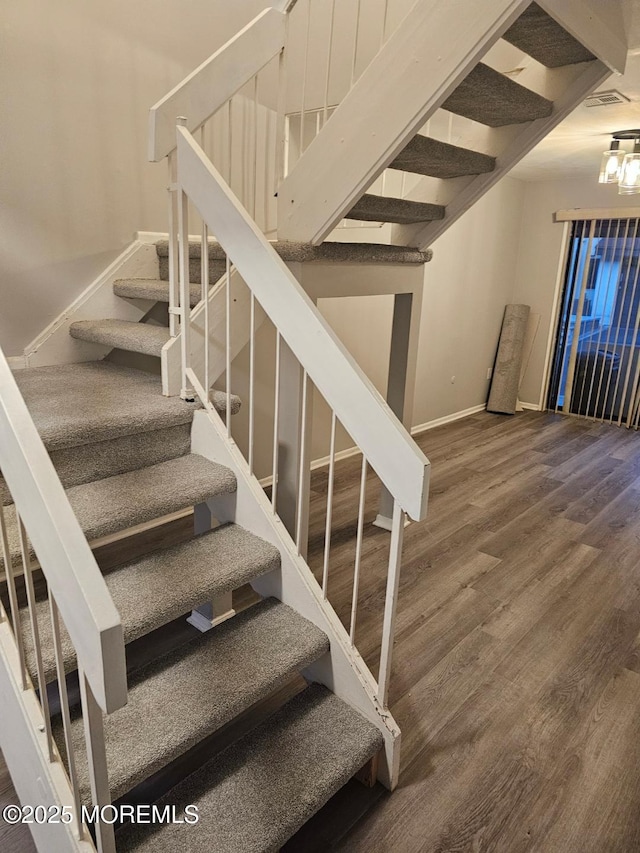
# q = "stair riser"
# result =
<box><xmin>158</xmin><ymin>258</ymin><xmax>227</xmax><ymax>285</ymax></box>
<box><xmin>1</xmin><ymin>425</ymin><xmax>192</xmax><ymax>505</ymax></box>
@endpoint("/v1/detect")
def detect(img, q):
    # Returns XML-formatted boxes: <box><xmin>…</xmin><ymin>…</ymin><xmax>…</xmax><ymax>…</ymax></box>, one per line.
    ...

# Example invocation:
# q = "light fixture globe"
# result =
<box><xmin>596</xmin><ymin>130</ymin><xmax>640</xmax><ymax>194</ymax></box>
<box><xmin>618</xmin><ymin>139</ymin><xmax>640</xmax><ymax>195</ymax></box>
<box><xmin>599</xmin><ymin>140</ymin><xmax>625</xmax><ymax>183</ymax></box>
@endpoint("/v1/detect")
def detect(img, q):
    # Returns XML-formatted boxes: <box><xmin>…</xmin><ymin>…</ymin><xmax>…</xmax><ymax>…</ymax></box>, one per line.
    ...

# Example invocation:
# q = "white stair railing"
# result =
<box><xmin>280</xmin><ymin>0</ymin><xmax>400</xmax><ymax>171</ymax></box>
<box><xmin>155</xmin><ymin>4</ymin><xmax>434</xmax><ymax>398</ymax></box>
<box><xmin>149</xmin><ymin>7</ymin><xmax>288</xmax><ymax>343</ymax></box>
<box><xmin>279</xmin><ymin>0</ymin><xmax>408</xmax><ymax>222</ymax></box>
<box><xmin>149</xmin><ymin>3</ymin><xmax>411</xmax><ymax>361</ymax></box>
<box><xmin>149</xmin><ymin>3</ymin><xmax>430</xmax><ymax>717</ymax></box>
<box><xmin>174</xmin><ymin>125</ymin><xmax>429</xmax><ymax>710</ymax></box>
<box><xmin>0</xmin><ymin>347</ymin><xmax>127</xmax><ymax>853</ymax></box>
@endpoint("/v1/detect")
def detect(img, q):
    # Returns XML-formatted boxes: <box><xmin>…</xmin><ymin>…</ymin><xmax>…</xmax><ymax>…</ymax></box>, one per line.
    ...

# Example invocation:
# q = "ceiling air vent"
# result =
<box><xmin>584</xmin><ymin>90</ymin><xmax>630</xmax><ymax>108</ymax></box>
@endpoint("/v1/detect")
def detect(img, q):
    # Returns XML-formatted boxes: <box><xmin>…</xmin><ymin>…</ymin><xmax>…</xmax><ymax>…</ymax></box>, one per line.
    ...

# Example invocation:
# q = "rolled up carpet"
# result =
<box><xmin>487</xmin><ymin>304</ymin><xmax>530</xmax><ymax>415</ymax></box>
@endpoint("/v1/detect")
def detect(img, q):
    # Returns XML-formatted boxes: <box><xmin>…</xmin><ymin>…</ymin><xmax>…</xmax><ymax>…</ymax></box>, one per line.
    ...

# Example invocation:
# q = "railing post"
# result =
<box><xmin>377</xmin><ymin>501</ymin><xmax>405</xmax><ymax>709</ymax></box>
<box><xmin>80</xmin><ymin>670</ymin><xmax>116</xmax><ymax>853</ymax></box>
<box><xmin>50</xmin><ymin>595</ymin><xmax>85</xmax><ymax>841</ymax></box>
<box><xmin>276</xmin><ymin>45</ymin><xmax>288</xmax><ymax>186</ymax></box>
<box><xmin>375</xmin><ymin>286</ymin><xmax>422</xmax><ymax>530</ymax></box>
<box><xmin>177</xmin><ymin>117</ymin><xmax>195</xmax><ymax>403</ymax></box>
<box><xmin>167</xmin><ymin>150</ymin><xmax>180</xmax><ymax>338</ymax></box>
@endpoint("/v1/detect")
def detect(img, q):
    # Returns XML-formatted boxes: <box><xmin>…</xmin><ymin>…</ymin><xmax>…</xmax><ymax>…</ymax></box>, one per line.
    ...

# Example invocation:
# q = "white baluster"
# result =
<box><xmin>349</xmin><ymin>454</ymin><xmax>368</xmax><ymax>645</ymax></box>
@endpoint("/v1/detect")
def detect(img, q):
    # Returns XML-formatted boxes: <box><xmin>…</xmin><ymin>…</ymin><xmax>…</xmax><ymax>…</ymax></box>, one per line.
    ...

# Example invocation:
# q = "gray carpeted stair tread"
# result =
<box><xmin>0</xmin><ymin>454</ymin><xmax>236</xmax><ymax>570</ymax></box>
<box><xmin>55</xmin><ymin>453</ymin><xmax>236</xmax><ymax>542</ymax></box>
<box><xmin>118</xmin><ymin>683</ymin><xmax>383</xmax><ymax>853</ymax></box>
<box><xmin>13</xmin><ymin>362</ymin><xmax>199</xmax><ymax>452</ymax></box>
<box><xmin>11</xmin><ymin>361</ymin><xmax>239</xmax><ymax>455</ymax></box>
<box><xmin>59</xmin><ymin>599</ymin><xmax>330</xmax><ymax>803</ymax></box>
<box><xmin>347</xmin><ymin>193</ymin><xmax>444</xmax><ymax>225</ymax></box>
<box><xmin>69</xmin><ymin>319</ymin><xmax>170</xmax><ymax>357</ymax></box>
<box><xmin>114</xmin><ymin>278</ymin><xmax>202</xmax><ymax>308</ymax></box>
<box><xmin>155</xmin><ymin>239</ymin><xmax>433</xmax><ymax>265</ymax></box>
<box><xmin>502</xmin><ymin>2</ymin><xmax>595</xmax><ymax>68</ymax></box>
<box><xmin>21</xmin><ymin>523</ymin><xmax>281</xmax><ymax>683</ymax></box>
<box><xmin>390</xmin><ymin>135</ymin><xmax>495</xmax><ymax>179</ymax></box>
<box><xmin>443</xmin><ymin>62</ymin><xmax>553</xmax><ymax>127</ymax></box>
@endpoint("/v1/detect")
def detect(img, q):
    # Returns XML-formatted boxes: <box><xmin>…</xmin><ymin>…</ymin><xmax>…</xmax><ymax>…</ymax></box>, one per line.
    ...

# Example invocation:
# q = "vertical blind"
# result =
<box><xmin>548</xmin><ymin>217</ymin><xmax>640</xmax><ymax>427</ymax></box>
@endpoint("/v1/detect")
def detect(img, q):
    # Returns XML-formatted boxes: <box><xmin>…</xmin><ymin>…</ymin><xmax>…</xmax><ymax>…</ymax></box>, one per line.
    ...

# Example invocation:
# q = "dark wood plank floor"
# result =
<box><xmin>297</xmin><ymin>411</ymin><xmax>640</xmax><ymax>852</ymax></box>
<box><xmin>4</xmin><ymin>411</ymin><xmax>640</xmax><ymax>852</ymax></box>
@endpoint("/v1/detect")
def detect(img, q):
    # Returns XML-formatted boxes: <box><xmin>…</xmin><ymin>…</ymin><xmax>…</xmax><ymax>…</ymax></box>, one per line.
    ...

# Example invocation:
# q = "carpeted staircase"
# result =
<box><xmin>3</xmin><ymin>249</ymin><xmax>396</xmax><ymax>849</ymax></box>
<box><xmin>2</xmin><ymin>351</ymin><xmax>384</xmax><ymax>851</ymax></box>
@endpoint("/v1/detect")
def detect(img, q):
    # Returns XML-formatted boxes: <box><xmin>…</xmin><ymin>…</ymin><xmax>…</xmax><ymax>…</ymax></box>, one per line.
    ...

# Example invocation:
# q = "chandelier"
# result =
<box><xmin>598</xmin><ymin>130</ymin><xmax>640</xmax><ymax>194</ymax></box>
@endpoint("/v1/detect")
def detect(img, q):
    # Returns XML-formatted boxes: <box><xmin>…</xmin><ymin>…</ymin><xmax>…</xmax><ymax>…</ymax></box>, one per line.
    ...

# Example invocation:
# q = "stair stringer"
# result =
<box><xmin>191</xmin><ymin>410</ymin><xmax>402</xmax><ymax>790</ymax></box>
<box><xmin>277</xmin><ymin>0</ymin><xmax>533</xmax><ymax>245</ymax></box>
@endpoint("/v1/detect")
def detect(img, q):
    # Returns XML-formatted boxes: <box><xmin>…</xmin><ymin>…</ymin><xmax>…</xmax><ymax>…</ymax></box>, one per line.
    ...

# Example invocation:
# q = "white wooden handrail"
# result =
<box><xmin>148</xmin><ymin>7</ymin><xmax>286</xmax><ymax>162</ymax></box>
<box><xmin>176</xmin><ymin>126</ymin><xmax>430</xmax><ymax>521</ymax></box>
<box><xmin>0</xmin><ymin>348</ymin><xmax>127</xmax><ymax>714</ymax></box>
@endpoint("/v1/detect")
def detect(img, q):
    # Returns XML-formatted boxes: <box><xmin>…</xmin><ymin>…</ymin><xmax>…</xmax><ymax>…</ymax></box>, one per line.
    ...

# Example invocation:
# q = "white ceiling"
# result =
<box><xmin>511</xmin><ymin>50</ymin><xmax>640</xmax><ymax>182</ymax></box>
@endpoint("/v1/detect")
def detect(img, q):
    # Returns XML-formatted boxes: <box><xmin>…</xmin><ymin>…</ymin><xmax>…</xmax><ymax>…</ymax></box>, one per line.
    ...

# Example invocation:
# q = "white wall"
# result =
<box><xmin>512</xmin><ymin>177</ymin><xmax>640</xmax><ymax>407</ymax></box>
<box><xmin>0</xmin><ymin>0</ymin><xmax>270</xmax><ymax>356</ymax></box>
<box><xmin>312</xmin><ymin>177</ymin><xmax>526</xmax><ymax>436</ymax></box>
<box><xmin>413</xmin><ymin>176</ymin><xmax>525</xmax><ymax>425</ymax></box>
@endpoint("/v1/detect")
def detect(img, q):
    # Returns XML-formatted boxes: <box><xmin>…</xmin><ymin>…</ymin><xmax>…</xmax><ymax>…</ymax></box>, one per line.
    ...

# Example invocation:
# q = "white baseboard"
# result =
<box><xmin>23</xmin><ymin>241</ymin><xmax>159</xmax><ymax>368</ymax></box>
<box><xmin>411</xmin><ymin>403</ymin><xmax>487</xmax><ymax>436</ymax></box>
<box><xmin>136</xmin><ymin>231</ymin><xmax>219</xmax><ymax>245</ymax></box>
<box><xmin>257</xmin><ymin>404</ymin><xmax>489</xmax><ymax>487</ymax></box>
<box><xmin>258</xmin><ymin>444</ymin><xmax>363</xmax><ymax>488</ymax></box>
<box><xmin>135</xmin><ymin>231</ymin><xmax>170</xmax><ymax>244</ymax></box>
<box><xmin>6</xmin><ymin>356</ymin><xmax>27</xmax><ymax>370</ymax></box>
<box><xmin>137</xmin><ymin>230</ymin><xmax>276</xmax><ymax>246</ymax></box>
<box><xmin>310</xmin><ymin>444</ymin><xmax>363</xmax><ymax>472</ymax></box>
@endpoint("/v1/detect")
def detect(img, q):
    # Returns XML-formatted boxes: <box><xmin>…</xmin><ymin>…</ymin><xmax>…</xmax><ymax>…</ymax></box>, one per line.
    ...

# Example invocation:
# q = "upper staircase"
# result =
<box><xmin>277</xmin><ymin>0</ymin><xmax>622</xmax><ymax>247</ymax></box>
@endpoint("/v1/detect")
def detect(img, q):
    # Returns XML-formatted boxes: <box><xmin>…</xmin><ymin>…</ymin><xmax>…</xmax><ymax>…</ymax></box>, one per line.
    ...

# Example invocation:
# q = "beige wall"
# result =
<box><xmin>311</xmin><ymin>177</ymin><xmax>526</xmax><ymax>445</ymax></box>
<box><xmin>220</xmin><ymin>176</ymin><xmax>527</xmax><ymax>479</ymax></box>
<box><xmin>0</xmin><ymin>0</ymin><xmax>269</xmax><ymax>356</ymax></box>
<box><xmin>0</xmin><ymin>0</ymin><xmax>422</xmax><ymax>357</ymax></box>
<box><xmin>512</xmin><ymin>178</ymin><xmax>640</xmax><ymax>407</ymax></box>
<box><xmin>414</xmin><ymin>176</ymin><xmax>525</xmax><ymax>425</ymax></box>
<box><xmin>324</xmin><ymin>177</ymin><xmax>527</xmax><ymax>429</ymax></box>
